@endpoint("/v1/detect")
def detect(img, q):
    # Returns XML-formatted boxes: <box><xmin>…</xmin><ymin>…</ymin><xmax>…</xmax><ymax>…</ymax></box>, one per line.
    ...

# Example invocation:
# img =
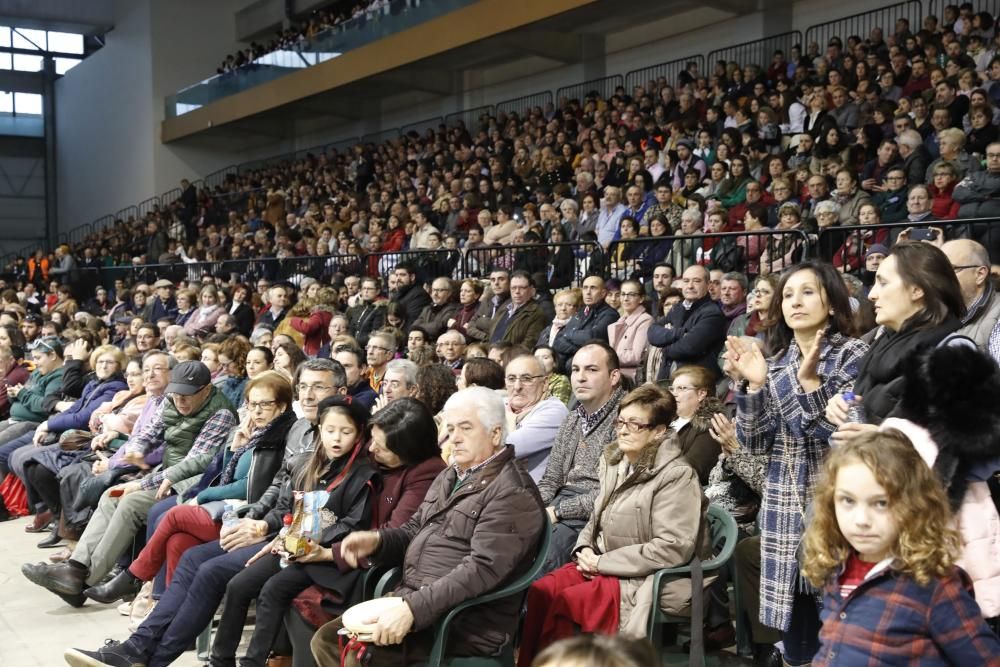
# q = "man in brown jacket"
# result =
<box><xmin>486</xmin><ymin>271</ymin><xmax>547</xmax><ymax>348</ymax></box>
<box><xmin>312</xmin><ymin>387</ymin><xmax>546</xmax><ymax>666</ymax></box>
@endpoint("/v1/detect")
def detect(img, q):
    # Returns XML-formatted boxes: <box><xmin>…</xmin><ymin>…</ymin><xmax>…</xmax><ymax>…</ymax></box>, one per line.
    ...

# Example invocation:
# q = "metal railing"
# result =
<box><xmin>625</xmin><ymin>55</ymin><xmax>705</xmax><ymax>92</ymax></box>
<box><xmin>805</xmin><ymin>2</ymin><xmax>923</xmax><ymax>54</ymax></box>
<box><xmin>400</xmin><ymin>116</ymin><xmax>444</xmax><ymax>137</ymax></box>
<box><xmin>203</xmin><ymin>165</ymin><xmax>237</xmax><ymax>190</ymax></box>
<box><xmin>495</xmin><ymin>91</ymin><xmax>553</xmax><ymax>118</ymax></box>
<box><xmin>555</xmin><ymin>74</ymin><xmax>624</xmax><ymax>105</ymax></box>
<box><xmin>707</xmin><ymin>31</ymin><xmax>803</xmax><ymax>72</ymax></box>
<box><xmin>361</xmin><ymin>128</ymin><xmax>400</xmax><ymax>145</ymax></box>
<box><xmin>138</xmin><ymin>197</ymin><xmax>161</xmax><ymax>217</ymax></box>
<box><xmin>444</xmin><ymin>105</ymin><xmax>494</xmax><ymax>132</ymax></box>
<box><xmin>926</xmin><ymin>0</ymin><xmax>1000</xmax><ymax>23</ymax></box>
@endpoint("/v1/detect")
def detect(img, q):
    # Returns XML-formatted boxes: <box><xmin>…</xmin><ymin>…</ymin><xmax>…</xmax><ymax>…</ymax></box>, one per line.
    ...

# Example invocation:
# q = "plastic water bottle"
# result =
<box><xmin>842</xmin><ymin>391</ymin><xmax>866</xmax><ymax>424</ymax></box>
<box><xmin>222</xmin><ymin>509</ymin><xmax>240</xmax><ymax>530</ymax></box>
<box><xmin>278</xmin><ymin>514</ymin><xmax>293</xmax><ymax>569</ymax></box>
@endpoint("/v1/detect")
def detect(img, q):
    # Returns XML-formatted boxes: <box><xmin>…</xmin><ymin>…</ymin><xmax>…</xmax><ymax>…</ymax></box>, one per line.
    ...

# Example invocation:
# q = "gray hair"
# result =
<box><xmin>814</xmin><ymin>200</ymin><xmax>840</xmax><ymax>216</ymax></box>
<box><xmin>443</xmin><ymin>386</ymin><xmax>508</xmax><ymax>444</ymax></box>
<box><xmin>680</xmin><ymin>208</ymin><xmax>702</xmax><ymax>225</ymax></box>
<box><xmin>386</xmin><ymin>359</ymin><xmax>419</xmax><ymax>387</ymax></box>
<box><xmin>250</xmin><ymin>326</ymin><xmax>274</xmax><ymax>345</ymax></box>
<box><xmin>720</xmin><ymin>272</ymin><xmax>748</xmax><ymax>291</ymax></box>
<box><xmin>293</xmin><ymin>358</ymin><xmax>346</xmax><ymax>395</ymax></box>
<box><xmin>142</xmin><ymin>349</ymin><xmax>175</xmax><ymax>369</ymax></box>
<box><xmin>895</xmin><ymin>130</ymin><xmax>922</xmax><ymax>150</ymax></box>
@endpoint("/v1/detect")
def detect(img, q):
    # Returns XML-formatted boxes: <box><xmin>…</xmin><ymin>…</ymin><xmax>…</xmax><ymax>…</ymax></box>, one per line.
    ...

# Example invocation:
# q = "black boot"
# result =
<box><xmin>84</xmin><ymin>567</ymin><xmax>142</xmax><ymax>604</ymax></box>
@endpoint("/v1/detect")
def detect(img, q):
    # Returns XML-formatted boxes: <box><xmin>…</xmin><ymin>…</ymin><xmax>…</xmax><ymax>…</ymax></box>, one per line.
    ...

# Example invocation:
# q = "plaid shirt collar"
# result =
<box><xmin>963</xmin><ymin>279</ymin><xmax>994</xmax><ymax>325</ymax></box>
<box><xmin>454</xmin><ymin>444</ymin><xmax>507</xmax><ymax>482</ymax></box>
<box><xmin>574</xmin><ymin>386</ymin><xmax>625</xmax><ymax>435</ymax></box>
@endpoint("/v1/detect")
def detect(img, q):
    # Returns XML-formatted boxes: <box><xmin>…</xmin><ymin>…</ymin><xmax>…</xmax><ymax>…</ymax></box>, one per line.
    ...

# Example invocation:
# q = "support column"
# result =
<box><xmin>42</xmin><ymin>56</ymin><xmax>57</xmax><ymax>249</ymax></box>
<box><xmin>580</xmin><ymin>34</ymin><xmax>606</xmax><ymax>82</ymax></box>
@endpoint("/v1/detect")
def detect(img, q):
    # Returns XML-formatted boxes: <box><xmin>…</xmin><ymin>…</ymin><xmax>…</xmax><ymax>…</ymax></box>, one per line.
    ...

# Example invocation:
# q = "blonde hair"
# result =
<box><xmin>89</xmin><ymin>344</ymin><xmax>125</xmax><ymax>371</ymax></box>
<box><xmin>554</xmin><ymin>287</ymin><xmax>582</xmax><ymax>308</ymax></box>
<box><xmin>802</xmin><ymin>429</ymin><xmax>962</xmax><ymax>587</ymax></box>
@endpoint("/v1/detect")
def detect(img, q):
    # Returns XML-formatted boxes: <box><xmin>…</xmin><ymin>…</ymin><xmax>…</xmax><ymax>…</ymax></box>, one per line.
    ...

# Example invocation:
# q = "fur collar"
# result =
<box><xmin>685</xmin><ymin>397</ymin><xmax>727</xmax><ymax>433</ymax></box>
<box><xmin>898</xmin><ymin>344</ymin><xmax>1000</xmax><ymax>509</ymax></box>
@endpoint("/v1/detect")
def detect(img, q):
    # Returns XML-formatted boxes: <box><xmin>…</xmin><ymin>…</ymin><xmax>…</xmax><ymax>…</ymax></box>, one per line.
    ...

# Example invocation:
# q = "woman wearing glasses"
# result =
<box><xmin>81</xmin><ymin>371</ymin><xmax>297</xmax><ymax>605</ymax></box>
<box><xmin>607</xmin><ymin>280</ymin><xmax>653</xmax><ymax>382</ymax></box>
<box><xmin>666</xmin><ymin>366</ymin><xmax>724</xmax><ymax>485</ymax></box>
<box><xmin>519</xmin><ymin>384</ymin><xmax>711</xmax><ymax>665</ymax></box>
<box><xmin>725</xmin><ymin>261</ymin><xmax>868</xmax><ymax>666</ymax></box>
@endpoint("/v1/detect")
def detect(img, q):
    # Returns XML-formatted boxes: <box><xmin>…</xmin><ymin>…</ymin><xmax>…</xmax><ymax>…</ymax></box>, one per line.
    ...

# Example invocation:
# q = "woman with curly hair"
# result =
<box><xmin>802</xmin><ymin>430</ymin><xmax>1000</xmax><ymax>664</ymax></box>
<box><xmin>217</xmin><ymin>337</ymin><xmax>252</xmax><ymax>409</ymax></box>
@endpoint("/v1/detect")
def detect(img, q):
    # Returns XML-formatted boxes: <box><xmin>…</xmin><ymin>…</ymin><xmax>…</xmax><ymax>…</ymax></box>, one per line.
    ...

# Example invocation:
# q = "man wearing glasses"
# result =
<box><xmin>895</xmin><ymin>130</ymin><xmax>931</xmax><ymax>187</ymax></box>
<box><xmin>411</xmin><ymin>277</ymin><xmax>459</xmax><ymax>341</ymax></box>
<box><xmin>365</xmin><ymin>332</ymin><xmax>397</xmax><ymax>394</ymax></box>
<box><xmin>502</xmin><ymin>354</ymin><xmax>567</xmax><ymax>482</ymax></box>
<box><xmin>871</xmin><ymin>167</ymin><xmax>910</xmax><ymax>224</ymax></box>
<box><xmin>942</xmin><ymin>240</ymin><xmax>1000</xmax><ymax>360</ymax></box>
<box><xmin>487</xmin><ymin>271</ymin><xmax>546</xmax><ymax>348</ymax></box>
<box><xmin>536</xmin><ymin>342</ymin><xmax>624</xmax><ymax>572</ymax></box>
<box><xmin>23</xmin><ymin>360</ymin><xmax>237</xmax><ymax>606</ymax></box>
<box><xmin>346</xmin><ymin>277</ymin><xmax>385</xmax><ymax>350</ymax></box>
<box><xmin>955</xmin><ymin>141</ymin><xmax>1000</xmax><ymax>258</ymax></box>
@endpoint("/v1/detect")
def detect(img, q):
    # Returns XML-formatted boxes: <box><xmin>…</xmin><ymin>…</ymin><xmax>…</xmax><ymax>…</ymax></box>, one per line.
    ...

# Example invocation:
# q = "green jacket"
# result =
<box><xmin>10</xmin><ymin>366</ymin><xmax>65</xmax><ymax>422</ymax></box>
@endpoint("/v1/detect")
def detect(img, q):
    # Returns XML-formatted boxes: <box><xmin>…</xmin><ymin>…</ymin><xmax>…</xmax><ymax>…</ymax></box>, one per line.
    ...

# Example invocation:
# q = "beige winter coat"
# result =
<box><xmin>575</xmin><ymin>433</ymin><xmax>712</xmax><ymax>637</ymax></box>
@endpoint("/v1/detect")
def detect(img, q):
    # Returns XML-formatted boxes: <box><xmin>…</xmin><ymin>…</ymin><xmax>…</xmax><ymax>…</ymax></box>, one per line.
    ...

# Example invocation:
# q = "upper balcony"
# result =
<box><xmin>160</xmin><ymin>0</ymin><xmax>746</xmax><ymax>146</ymax></box>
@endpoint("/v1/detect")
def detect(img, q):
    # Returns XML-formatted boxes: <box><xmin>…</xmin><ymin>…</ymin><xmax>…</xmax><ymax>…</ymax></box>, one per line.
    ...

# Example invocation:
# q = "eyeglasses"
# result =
<box><xmin>620</xmin><ymin>292</ymin><xmax>641</xmax><ymax>298</ymax></box>
<box><xmin>248</xmin><ymin>399</ymin><xmax>278</xmax><ymax>411</ymax></box>
<box><xmin>669</xmin><ymin>385</ymin><xmax>697</xmax><ymax>394</ymax></box>
<box><xmin>366</xmin><ymin>345</ymin><xmax>392</xmax><ymax>353</ymax></box>
<box><xmin>505</xmin><ymin>374</ymin><xmax>543</xmax><ymax>385</ymax></box>
<box><xmin>614</xmin><ymin>419</ymin><xmax>653</xmax><ymax>433</ymax></box>
<box><xmin>952</xmin><ymin>264</ymin><xmax>982</xmax><ymax>273</ymax></box>
<box><xmin>296</xmin><ymin>383</ymin><xmax>333</xmax><ymax>394</ymax></box>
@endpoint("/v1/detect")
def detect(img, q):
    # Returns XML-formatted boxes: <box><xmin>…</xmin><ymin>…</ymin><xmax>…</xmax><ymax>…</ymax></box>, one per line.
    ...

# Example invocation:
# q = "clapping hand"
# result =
<box><xmin>708</xmin><ymin>413</ymin><xmax>739</xmax><ymax>454</ymax></box>
<box><xmin>796</xmin><ymin>328</ymin><xmax>826</xmax><ymax>393</ymax></box>
<box><xmin>725</xmin><ymin>337</ymin><xmax>767</xmax><ymax>389</ymax></box>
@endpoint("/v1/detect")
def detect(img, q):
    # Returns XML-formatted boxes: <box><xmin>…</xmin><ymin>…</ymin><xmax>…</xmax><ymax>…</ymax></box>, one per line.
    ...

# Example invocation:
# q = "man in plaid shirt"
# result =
<box><xmin>22</xmin><ymin>360</ymin><xmax>236</xmax><ymax>606</ymax></box>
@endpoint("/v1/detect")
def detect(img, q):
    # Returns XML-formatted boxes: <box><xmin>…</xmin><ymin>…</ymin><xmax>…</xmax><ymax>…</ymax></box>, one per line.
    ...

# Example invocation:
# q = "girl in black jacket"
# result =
<box><xmin>208</xmin><ymin>395</ymin><xmax>376</xmax><ymax>667</ymax></box>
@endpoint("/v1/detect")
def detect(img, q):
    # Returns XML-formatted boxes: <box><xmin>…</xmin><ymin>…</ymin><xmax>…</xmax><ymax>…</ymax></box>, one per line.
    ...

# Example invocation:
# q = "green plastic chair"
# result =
<box><xmin>645</xmin><ymin>504</ymin><xmax>738</xmax><ymax>667</ymax></box>
<box><xmin>372</xmin><ymin>515</ymin><xmax>551</xmax><ymax>667</ymax></box>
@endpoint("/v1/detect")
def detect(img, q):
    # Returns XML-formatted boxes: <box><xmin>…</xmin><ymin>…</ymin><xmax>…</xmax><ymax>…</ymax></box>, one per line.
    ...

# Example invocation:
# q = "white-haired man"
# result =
<box><xmin>314</xmin><ymin>387</ymin><xmax>546</xmax><ymax>665</ymax></box>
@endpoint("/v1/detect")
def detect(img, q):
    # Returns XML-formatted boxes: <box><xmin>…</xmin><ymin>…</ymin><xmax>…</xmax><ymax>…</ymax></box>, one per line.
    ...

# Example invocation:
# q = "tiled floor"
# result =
<box><xmin>0</xmin><ymin>515</ymin><xmax>203</xmax><ymax>667</ymax></box>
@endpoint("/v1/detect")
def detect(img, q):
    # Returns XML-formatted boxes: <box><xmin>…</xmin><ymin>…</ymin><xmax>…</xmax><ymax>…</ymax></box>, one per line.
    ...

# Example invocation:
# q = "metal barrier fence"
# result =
<box><xmin>138</xmin><ymin>196</ymin><xmax>161</xmax><ymax>217</ymax></box>
<box><xmin>625</xmin><ymin>55</ymin><xmax>705</xmax><ymax>92</ymax></box>
<box><xmin>805</xmin><ymin>1</ymin><xmax>923</xmax><ymax>55</ymax></box>
<box><xmin>555</xmin><ymin>74</ymin><xmax>624</xmax><ymax>104</ymax></box>
<box><xmin>495</xmin><ymin>91</ymin><xmax>553</xmax><ymax>119</ymax></box>
<box><xmin>707</xmin><ymin>30</ymin><xmax>803</xmax><ymax>72</ymax></box>
<box><xmin>161</xmin><ymin>187</ymin><xmax>182</xmax><ymax>207</ymax></box>
<box><xmin>927</xmin><ymin>0</ymin><xmax>1000</xmax><ymax>23</ymax></box>
<box><xmin>203</xmin><ymin>166</ymin><xmax>238</xmax><ymax>190</ymax></box>
<box><xmin>13</xmin><ymin>217</ymin><xmax>1000</xmax><ymax>288</ymax></box>
<box><xmin>115</xmin><ymin>205</ymin><xmax>139</xmax><ymax>223</ymax></box>
<box><xmin>400</xmin><ymin>116</ymin><xmax>444</xmax><ymax>138</ymax></box>
<box><xmin>444</xmin><ymin>105</ymin><xmax>494</xmax><ymax>132</ymax></box>
<box><xmin>361</xmin><ymin>128</ymin><xmax>400</xmax><ymax>145</ymax></box>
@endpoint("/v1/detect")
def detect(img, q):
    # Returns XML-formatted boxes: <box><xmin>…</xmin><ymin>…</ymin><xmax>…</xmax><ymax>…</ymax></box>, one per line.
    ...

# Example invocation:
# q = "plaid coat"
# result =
<box><xmin>735</xmin><ymin>333</ymin><xmax>868</xmax><ymax>631</ymax></box>
<box><xmin>815</xmin><ymin>563</ymin><xmax>1000</xmax><ymax>665</ymax></box>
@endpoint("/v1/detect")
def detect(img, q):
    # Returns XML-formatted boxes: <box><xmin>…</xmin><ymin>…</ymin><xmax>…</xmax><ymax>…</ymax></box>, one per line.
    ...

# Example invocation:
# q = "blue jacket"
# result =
<box><xmin>47</xmin><ymin>375</ymin><xmax>127</xmax><ymax>432</ymax></box>
<box><xmin>551</xmin><ymin>301</ymin><xmax>620</xmax><ymax>372</ymax></box>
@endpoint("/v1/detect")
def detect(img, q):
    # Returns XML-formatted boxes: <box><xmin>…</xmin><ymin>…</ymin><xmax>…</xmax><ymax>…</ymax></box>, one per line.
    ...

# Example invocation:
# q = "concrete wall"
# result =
<box><xmin>54</xmin><ymin>0</ymin><xmax>242</xmax><ymax>235</ymax></box>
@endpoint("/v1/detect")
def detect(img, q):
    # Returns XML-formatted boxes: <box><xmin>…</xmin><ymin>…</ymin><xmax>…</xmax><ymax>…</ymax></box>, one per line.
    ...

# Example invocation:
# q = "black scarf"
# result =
<box><xmin>853</xmin><ymin>316</ymin><xmax>961</xmax><ymax>422</ymax></box>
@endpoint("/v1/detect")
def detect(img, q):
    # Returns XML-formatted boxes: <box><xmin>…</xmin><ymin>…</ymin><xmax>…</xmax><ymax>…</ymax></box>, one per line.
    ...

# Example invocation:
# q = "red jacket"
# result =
<box><xmin>929</xmin><ymin>182</ymin><xmax>960</xmax><ymax>220</ymax></box>
<box><xmin>288</xmin><ymin>309</ymin><xmax>333</xmax><ymax>357</ymax></box>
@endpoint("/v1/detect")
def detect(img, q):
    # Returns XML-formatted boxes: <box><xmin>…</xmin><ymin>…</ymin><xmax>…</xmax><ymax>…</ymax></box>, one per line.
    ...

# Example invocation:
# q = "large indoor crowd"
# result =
<box><xmin>1</xmin><ymin>3</ymin><xmax>1000</xmax><ymax>666</ymax></box>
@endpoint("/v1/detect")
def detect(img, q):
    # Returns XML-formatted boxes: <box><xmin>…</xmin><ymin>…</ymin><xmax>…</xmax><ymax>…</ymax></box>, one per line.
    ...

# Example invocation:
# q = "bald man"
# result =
<box><xmin>647</xmin><ymin>264</ymin><xmax>727</xmax><ymax>380</ymax></box>
<box><xmin>942</xmin><ymin>239</ymin><xmax>1000</xmax><ymax>361</ymax></box>
<box><xmin>411</xmin><ymin>277</ymin><xmax>459</xmax><ymax>340</ymax></box>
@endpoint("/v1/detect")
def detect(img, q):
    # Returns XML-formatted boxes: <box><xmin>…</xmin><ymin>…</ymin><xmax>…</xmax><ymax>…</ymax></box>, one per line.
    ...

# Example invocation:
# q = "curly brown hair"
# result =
<box><xmin>415</xmin><ymin>363</ymin><xmax>458</xmax><ymax>415</ymax></box>
<box><xmin>802</xmin><ymin>428</ymin><xmax>962</xmax><ymax>587</ymax></box>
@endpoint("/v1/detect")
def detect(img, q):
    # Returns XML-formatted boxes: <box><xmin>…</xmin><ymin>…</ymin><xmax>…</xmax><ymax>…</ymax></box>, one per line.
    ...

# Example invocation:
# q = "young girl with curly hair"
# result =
<box><xmin>802</xmin><ymin>430</ymin><xmax>1000</xmax><ymax>665</ymax></box>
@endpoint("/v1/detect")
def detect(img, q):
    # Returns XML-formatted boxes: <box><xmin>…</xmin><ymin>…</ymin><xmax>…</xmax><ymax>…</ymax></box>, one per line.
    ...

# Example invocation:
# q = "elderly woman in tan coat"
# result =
<box><xmin>518</xmin><ymin>384</ymin><xmax>710</xmax><ymax>665</ymax></box>
<box><xmin>607</xmin><ymin>279</ymin><xmax>653</xmax><ymax>381</ymax></box>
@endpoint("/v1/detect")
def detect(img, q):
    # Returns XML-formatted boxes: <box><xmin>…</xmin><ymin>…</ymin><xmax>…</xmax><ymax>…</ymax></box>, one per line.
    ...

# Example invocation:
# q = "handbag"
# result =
<box><xmin>58</xmin><ymin>429</ymin><xmax>96</xmax><ymax>452</ymax></box>
<box><xmin>73</xmin><ymin>465</ymin><xmax>139</xmax><ymax>511</ymax></box>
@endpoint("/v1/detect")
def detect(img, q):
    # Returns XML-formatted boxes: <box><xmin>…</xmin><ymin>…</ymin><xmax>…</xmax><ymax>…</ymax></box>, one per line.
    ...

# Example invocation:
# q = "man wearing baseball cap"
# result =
<box><xmin>149</xmin><ymin>278</ymin><xmax>178</xmax><ymax>324</ymax></box>
<box><xmin>22</xmin><ymin>360</ymin><xmax>237</xmax><ymax>606</ymax></box>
